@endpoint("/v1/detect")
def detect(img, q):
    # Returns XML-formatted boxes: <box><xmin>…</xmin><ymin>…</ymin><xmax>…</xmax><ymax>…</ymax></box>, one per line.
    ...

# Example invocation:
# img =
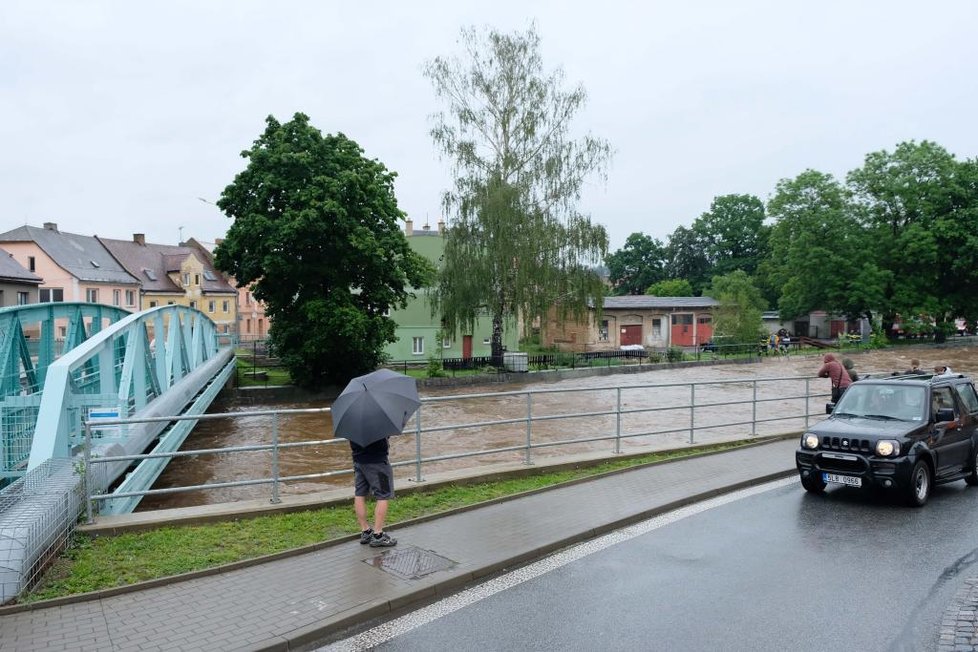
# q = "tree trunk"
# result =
<box><xmin>491</xmin><ymin>312</ymin><xmax>505</xmax><ymax>368</ymax></box>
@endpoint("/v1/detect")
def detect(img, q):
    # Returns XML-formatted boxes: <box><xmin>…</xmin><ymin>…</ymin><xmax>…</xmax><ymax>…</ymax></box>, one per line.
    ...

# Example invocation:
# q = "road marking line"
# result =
<box><xmin>320</xmin><ymin>476</ymin><xmax>797</xmax><ymax>651</ymax></box>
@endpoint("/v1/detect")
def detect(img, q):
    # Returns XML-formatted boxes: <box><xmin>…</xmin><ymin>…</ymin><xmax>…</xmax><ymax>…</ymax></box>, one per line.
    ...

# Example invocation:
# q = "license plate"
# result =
<box><xmin>823</xmin><ymin>472</ymin><xmax>862</xmax><ymax>488</ymax></box>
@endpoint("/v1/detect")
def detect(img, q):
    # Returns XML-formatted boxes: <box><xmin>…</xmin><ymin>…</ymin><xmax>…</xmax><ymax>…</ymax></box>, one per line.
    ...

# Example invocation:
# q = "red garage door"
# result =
<box><xmin>620</xmin><ymin>324</ymin><xmax>642</xmax><ymax>346</ymax></box>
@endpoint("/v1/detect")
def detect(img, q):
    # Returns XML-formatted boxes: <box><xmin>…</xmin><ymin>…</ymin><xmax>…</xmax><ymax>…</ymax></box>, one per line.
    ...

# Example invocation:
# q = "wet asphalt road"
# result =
<box><xmin>370</xmin><ymin>479</ymin><xmax>978</xmax><ymax>652</ymax></box>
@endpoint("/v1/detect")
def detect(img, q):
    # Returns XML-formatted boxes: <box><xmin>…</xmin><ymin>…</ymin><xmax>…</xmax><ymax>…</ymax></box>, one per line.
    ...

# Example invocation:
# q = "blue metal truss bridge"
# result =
<box><xmin>0</xmin><ymin>303</ymin><xmax>235</xmax><ymax>603</ymax></box>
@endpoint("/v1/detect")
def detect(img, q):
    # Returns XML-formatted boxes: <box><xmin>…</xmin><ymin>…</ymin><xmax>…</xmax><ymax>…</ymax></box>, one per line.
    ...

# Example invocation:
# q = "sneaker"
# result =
<box><xmin>369</xmin><ymin>532</ymin><xmax>397</xmax><ymax>547</ymax></box>
<box><xmin>359</xmin><ymin>529</ymin><xmax>373</xmax><ymax>545</ymax></box>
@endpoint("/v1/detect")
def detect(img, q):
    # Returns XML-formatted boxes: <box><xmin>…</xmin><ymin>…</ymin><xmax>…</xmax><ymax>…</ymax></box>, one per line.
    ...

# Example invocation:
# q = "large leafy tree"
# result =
<box><xmin>646</xmin><ymin>278</ymin><xmax>693</xmax><ymax>297</ymax></box>
<box><xmin>665</xmin><ymin>225</ymin><xmax>711</xmax><ymax>294</ymax></box>
<box><xmin>763</xmin><ymin>169</ymin><xmax>887</xmax><ymax>322</ymax></box>
<box><xmin>703</xmin><ymin>270</ymin><xmax>766</xmax><ymax>344</ymax></box>
<box><xmin>424</xmin><ymin>25</ymin><xmax>612</xmax><ymax>363</ymax></box>
<box><xmin>214</xmin><ymin>113</ymin><xmax>435</xmax><ymax>387</ymax></box>
<box><xmin>847</xmin><ymin>141</ymin><xmax>967</xmax><ymax>340</ymax></box>
<box><xmin>693</xmin><ymin>194</ymin><xmax>769</xmax><ymax>278</ymax></box>
<box><xmin>605</xmin><ymin>233</ymin><xmax>667</xmax><ymax>295</ymax></box>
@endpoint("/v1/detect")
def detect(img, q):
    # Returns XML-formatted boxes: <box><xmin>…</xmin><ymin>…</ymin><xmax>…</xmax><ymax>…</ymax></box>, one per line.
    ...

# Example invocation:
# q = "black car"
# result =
<box><xmin>795</xmin><ymin>373</ymin><xmax>978</xmax><ymax>506</ymax></box>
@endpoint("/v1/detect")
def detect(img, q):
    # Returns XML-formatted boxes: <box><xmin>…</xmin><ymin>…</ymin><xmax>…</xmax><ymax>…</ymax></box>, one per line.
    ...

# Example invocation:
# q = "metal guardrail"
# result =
<box><xmin>81</xmin><ymin>374</ymin><xmax>827</xmax><ymax>518</ymax></box>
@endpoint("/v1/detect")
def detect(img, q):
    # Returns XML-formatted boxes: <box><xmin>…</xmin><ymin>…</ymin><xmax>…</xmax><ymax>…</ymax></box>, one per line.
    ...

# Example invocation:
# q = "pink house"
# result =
<box><xmin>0</xmin><ymin>224</ymin><xmax>141</xmax><ymax>320</ymax></box>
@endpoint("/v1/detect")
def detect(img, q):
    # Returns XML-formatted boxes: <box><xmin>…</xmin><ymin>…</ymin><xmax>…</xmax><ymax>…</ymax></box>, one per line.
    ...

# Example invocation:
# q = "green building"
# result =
<box><xmin>384</xmin><ymin>219</ymin><xmax>518</xmax><ymax>364</ymax></box>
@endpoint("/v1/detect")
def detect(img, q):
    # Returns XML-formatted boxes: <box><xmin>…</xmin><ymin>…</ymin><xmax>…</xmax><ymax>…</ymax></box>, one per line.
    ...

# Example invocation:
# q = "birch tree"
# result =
<box><xmin>424</xmin><ymin>25</ymin><xmax>612</xmax><ymax>362</ymax></box>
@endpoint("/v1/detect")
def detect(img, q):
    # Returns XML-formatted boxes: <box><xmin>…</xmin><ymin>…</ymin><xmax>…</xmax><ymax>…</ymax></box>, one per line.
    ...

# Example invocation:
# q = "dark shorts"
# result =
<box><xmin>354</xmin><ymin>461</ymin><xmax>394</xmax><ymax>500</ymax></box>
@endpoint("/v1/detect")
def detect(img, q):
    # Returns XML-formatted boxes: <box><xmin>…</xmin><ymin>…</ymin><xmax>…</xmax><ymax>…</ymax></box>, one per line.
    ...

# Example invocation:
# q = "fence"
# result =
<box><xmin>80</xmin><ymin>374</ymin><xmax>826</xmax><ymax>515</ymax></box>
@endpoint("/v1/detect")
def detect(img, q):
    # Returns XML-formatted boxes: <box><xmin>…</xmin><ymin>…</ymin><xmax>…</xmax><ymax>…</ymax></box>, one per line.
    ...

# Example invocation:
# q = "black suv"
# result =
<box><xmin>795</xmin><ymin>373</ymin><xmax>978</xmax><ymax>506</ymax></box>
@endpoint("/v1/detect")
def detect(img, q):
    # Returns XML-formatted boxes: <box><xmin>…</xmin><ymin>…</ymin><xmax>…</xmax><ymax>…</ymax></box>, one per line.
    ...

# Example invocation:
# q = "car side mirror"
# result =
<box><xmin>936</xmin><ymin>407</ymin><xmax>955</xmax><ymax>423</ymax></box>
<box><xmin>826</xmin><ymin>402</ymin><xmax>835</xmax><ymax>415</ymax></box>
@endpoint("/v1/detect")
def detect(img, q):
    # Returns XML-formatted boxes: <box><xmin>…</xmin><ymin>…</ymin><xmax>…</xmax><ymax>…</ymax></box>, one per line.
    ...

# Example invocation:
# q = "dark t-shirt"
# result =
<box><xmin>349</xmin><ymin>438</ymin><xmax>389</xmax><ymax>464</ymax></box>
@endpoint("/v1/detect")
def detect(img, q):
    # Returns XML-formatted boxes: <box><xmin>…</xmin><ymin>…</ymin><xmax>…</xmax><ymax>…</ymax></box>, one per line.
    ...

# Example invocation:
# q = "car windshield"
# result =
<box><xmin>834</xmin><ymin>385</ymin><xmax>926</xmax><ymax>421</ymax></box>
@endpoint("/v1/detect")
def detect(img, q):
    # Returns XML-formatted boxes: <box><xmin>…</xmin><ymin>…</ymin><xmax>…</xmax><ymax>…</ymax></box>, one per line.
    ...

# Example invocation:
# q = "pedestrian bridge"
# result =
<box><xmin>0</xmin><ymin>303</ymin><xmax>235</xmax><ymax>603</ymax></box>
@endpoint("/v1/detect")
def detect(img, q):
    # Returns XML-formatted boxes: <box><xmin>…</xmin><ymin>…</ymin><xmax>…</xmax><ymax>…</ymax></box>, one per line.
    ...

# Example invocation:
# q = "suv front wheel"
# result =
<box><xmin>801</xmin><ymin>473</ymin><xmax>826</xmax><ymax>493</ymax></box>
<box><xmin>906</xmin><ymin>460</ymin><xmax>932</xmax><ymax>507</ymax></box>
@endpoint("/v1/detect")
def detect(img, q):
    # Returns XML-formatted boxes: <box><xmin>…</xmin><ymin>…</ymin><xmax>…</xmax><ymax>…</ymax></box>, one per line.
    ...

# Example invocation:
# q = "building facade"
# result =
<box><xmin>544</xmin><ymin>295</ymin><xmax>720</xmax><ymax>351</ymax></box>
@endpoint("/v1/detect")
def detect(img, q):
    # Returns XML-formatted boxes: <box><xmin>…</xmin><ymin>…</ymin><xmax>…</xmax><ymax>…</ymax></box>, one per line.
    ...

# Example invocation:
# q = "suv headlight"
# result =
<box><xmin>875</xmin><ymin>440</ymin><xmax>900</xmax><ymax>457</ymax></box>
<box><xmin>802</xmin><ymin>433</ymin><xmax>819</xmax><ymax>450</ymax></box>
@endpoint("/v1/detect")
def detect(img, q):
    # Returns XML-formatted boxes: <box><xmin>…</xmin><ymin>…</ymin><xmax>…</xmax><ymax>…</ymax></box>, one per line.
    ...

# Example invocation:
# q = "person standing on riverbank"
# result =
<box><xmin>351</xmin><ymin>438</ymin><xmax>398</xmax><ymax>547</ymax></box>
<box><xmin>818</xmin><ymin>353</ymin><xmax>852</xmax><ymax>402</ymax></box>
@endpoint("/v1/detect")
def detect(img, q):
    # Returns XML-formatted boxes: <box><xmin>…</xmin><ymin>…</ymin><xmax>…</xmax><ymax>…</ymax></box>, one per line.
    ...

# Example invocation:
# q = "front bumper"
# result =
<box><xmin>796</xmin><ymin>449</ymin><xmax>913</xmax><ymax>489</ymax></box>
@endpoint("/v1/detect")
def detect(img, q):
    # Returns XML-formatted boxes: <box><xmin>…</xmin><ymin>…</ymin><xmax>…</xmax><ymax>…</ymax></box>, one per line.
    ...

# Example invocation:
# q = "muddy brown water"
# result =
<box><xmin>136</xmin><ymin>343</ymin><xmax>978</xmax><ymax>510</ymax></box>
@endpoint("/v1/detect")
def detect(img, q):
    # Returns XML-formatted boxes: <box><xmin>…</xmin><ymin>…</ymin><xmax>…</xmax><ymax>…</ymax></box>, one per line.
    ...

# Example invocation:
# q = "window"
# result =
<box><xmin>39</xmin><ymin>288</ymin><xmax>64</xmax><ymax>303</ymax></box>
<box><xmin>412</xmin><ymin>337</ymin><xmax>424</xmax><ymax>355</ymax></box>
<box><xmin>17</xmin><ymin>291</ymin><xmax>29</xmax><ymax>305</ymax></box>
<box><xmin>955</xmin><ymin>383</ymin><xmax>978</xmax><ymax>414</ymax></box>
<box><xmin>222</xmin><ymin>300</ymin><xmax>229</xmax><ymax>312</ymax></box>
<box><xmin>208</xmin><ymin>300</ymin><xmax>215</xmax><ymax>313</ymax></box>
<box><xmin>144</xmin><ymin>269</ymin><xmax>158</xmax><ymax>281</ymax></box>
<box><xmin>28</xmin><ymin>256</ymin><xmax>35</xmax><ymax>272</ymax></box>
<box><xmin>245</xmin><ymin>292</ymin><xmax>251</xmax><ymax>306</ymax></box>
<box><xmin>182</xmin><ymin>273</ymin><xmax>190</xmax><ymax>286</ymax></box>
<box><xmin>482</xmin><ymin>338</ymin><xmax>491</xmax><ymax>345</ymax></box>
<box><xmin>194</xmin><ymin>274</ymin><xmax>200</xmax><ymax>286</ymax></box>
<box><xmin>86</xmin><ymin>288</ymin><xmax>98</xmax><ymax>303</ymax></box>
<box><xmin>113</xmin><ymin>289</ymin><xmax>121</xmax><ymax>306</ymax></box>
<box><xmin>203</xmin><ymin>270</ymin><xmax>217</xmax><ymax>282</ymax></box>
<box><xmin>125</xmin><ymin>290</ymin><xmax>136</xmax><ymax>306</ymax></box>
<box><xmin>652</xmin><ymin>318</ymin><xmax>662</xmax><ymax>338</ymax></box>
<box><xmin>59</xmin><ymin>326</ymin><xmax>66</xmax><ymax>338</ymax></box>
<box><xmin>442</xmin><ymin>337</ymin><xmax>452</xmax><ymax>349</ymax></box>
<box><xmin>190</xmin><ymin>301</ymin><xmax>197</xmax><ymax>309</ymax></box>
<box><xmin>149</xmin><ymin>301</ymin><xmax>158</xmax><ymax>308</ymax></box>
<box><xmin>246</xmin><ymin>319</ymin><xmax>252</xmax><ymax>334</ymax></box>
<box><xmin>598</xmin><ymin>320</ymin><xmax>609</xmax><ymax>342</ymax></box>
<box><xmin>167</xmin><ymin>301</ymin><xmax>175</xmax><ymax>305</ymax></box>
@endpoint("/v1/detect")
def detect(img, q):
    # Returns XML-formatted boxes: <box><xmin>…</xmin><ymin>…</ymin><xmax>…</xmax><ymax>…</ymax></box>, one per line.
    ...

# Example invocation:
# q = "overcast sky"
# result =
<box><xmin>2</xmin><ymin>1</ymin><xmax>976</xmax><ymax>252</ymax></box>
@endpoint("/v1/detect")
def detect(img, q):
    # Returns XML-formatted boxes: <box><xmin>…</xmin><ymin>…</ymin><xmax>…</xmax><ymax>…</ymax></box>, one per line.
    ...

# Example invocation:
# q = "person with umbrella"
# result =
<box><xmin>331</xmin><ymin>369</ymin><xmax>421</xmax><ymax>548</ymax></box>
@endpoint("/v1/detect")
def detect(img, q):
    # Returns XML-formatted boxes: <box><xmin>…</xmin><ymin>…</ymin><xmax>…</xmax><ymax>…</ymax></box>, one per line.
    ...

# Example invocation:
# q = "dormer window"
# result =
<box><xmin>143</xmin><ymin>269</ymin><xmax>158</xmax><ymax>281</ymax></box>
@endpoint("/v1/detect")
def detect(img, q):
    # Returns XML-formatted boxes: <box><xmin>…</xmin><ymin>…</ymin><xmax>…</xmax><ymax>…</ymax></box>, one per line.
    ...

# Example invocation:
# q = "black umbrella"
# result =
<box><xmin>331</xmin><ymin>369</ymin><xmax>421</xmax><ymax>447</ymax></box>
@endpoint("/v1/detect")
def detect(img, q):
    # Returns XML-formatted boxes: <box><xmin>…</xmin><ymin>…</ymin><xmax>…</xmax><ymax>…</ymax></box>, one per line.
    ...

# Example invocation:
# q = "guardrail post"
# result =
<box><xmin>270</xmin><ymin>411</ymin><xmax>281</xmax><ymax>504</ymax></box>
<box><xmin>524</xmin><ymin>392</ymin><xmax>534</xmax><ymax>465</ymax></box>
<box><xmin>805</xmin><ymin>377</ymin><xmax>811</xmax><ymax>428</ymax></box>
<box><xmin>615</xmin><ymin>387</ymin><xmax>622</xmax><ymax>454</ymax></box>
<box><xmin>751</xmin><ymin>380</ymin><xmax>758</xmax><ymax>437</ymax></box>
<box><xmin>413</xmin><ymin>405</ymin><xmax>425</xmax><ymax>482</ymax></box>
<box><xmin>689</xmin><ymin>383</ymin><xmax>696</xmax><ymax>444</ymax></box>
<box><xmin>84</xmin><ymin>422</ymin><xmax>94</xmax><ymax>525</ymax></box>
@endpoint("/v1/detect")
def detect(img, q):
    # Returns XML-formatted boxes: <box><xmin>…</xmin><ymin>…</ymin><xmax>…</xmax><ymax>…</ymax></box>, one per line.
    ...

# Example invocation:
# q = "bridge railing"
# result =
<box><xmin>81</xmin><ymin>374</ymin><xmax>829</xmax><ymax>515</ymax></box>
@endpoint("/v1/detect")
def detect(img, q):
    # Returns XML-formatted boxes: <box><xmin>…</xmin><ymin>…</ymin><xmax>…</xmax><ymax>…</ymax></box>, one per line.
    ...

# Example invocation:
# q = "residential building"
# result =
<box><xmin>184</xmin><ymin>238</ymin><xmax>265</xmax><ymax>342</ymax></box>
<box><xmin>384</xmin><ymin>218</ymin><xmax>516</xmax><ymax>362</ymax></box>
<box><xmin>0</xmin><ymin>223</ymin><xmax>140</xmax><ymax>314</ymax></box>
<box><xmin>99</xmin><ymin>234</ymin><xmax>238</xmax><ymax>336</ymax></box>
<box><xmin>0</xmin><ymin>246</ymin><xmax>42</xmax><ymax>306</ymax></box>
<box><xmin>544</xmin><ymin>295</ymin><xmax>720</xmax><ymax>351</ymax></box>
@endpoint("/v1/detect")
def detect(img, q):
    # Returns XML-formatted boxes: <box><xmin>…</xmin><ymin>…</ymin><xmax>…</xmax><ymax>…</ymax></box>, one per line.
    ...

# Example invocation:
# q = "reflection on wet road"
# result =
<box><xmin>137</xmin><ymin>343</ymin><xmax>978</xmax><ymax>510</ymax></box>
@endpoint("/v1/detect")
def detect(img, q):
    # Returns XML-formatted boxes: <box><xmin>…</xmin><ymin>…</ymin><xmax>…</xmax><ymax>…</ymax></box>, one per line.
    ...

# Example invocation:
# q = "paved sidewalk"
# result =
<box><xmin>0</xmin><ymin>439</ymin><xmax>798</xmax><ymax>651</ymax></box>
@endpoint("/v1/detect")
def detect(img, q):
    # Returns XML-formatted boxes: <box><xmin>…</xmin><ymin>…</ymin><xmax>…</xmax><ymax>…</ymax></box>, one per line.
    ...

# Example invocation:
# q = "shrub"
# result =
<box><xmin>666</xmin><ymin>346</ymin><xmax>685</xmax><ymax>363</ymax></box>
<box><xmin>425</xmin><ymin>356</ymin><xmax>447</xmax><ymax>378</ymax></box>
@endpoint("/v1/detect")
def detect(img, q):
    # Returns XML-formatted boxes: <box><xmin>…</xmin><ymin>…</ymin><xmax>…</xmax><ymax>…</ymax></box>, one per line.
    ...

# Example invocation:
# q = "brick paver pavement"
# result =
<box><xmin>0</xmin><ymin>439</ymin><xmax>798</xmax><ymax>651</ymax></box>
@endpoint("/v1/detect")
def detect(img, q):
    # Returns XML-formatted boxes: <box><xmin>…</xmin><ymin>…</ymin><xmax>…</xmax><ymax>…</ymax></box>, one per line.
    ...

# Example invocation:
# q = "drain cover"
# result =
<box><xmin>365</xmin><ymin>545</ymin><xmax>456</xmax><ymax>580</ymax></box>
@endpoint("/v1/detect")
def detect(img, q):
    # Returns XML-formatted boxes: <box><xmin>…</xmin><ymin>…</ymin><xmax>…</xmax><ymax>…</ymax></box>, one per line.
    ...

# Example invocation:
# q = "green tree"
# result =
<box><xmin>665</xmin><ymin>225</ymin><xmax>711</xmax><ymax>293</ymax></box>
<box><xmin>704</xmin><ymin>270</ymin><xmax>766</xmax><ymax>344</ymax></box>
<box><xmin>214</xmin><ymin>113</ymin><xmax>435</xmax><ymax>387</ymax></box>
<box><xmin>605</xmin><ymin>233</ymin><xmax>667</xmax><ymax>295</ymax></box>
<box><xmin>646</xmin><ymin>278</ymin><xmax>693</xmax><ymax>296</ymax></box>
<box><xmin>847</xmin><ymin>141</ymin><xmax>965</xmax><ymax>341</ymax></box>
<box><xmin>763</xmin><ymin>169</ymin><xmax>887</xmax><ymax>322</ymax></box>
<box><xmin>693</xmin><ymin>194</ymin><xmax>769</xmax><ymax>277</ymax></box>
<box><xmin>424</xmin><ymin>25</ymin><xmax>612</xmax><ymax>364</ymax></box>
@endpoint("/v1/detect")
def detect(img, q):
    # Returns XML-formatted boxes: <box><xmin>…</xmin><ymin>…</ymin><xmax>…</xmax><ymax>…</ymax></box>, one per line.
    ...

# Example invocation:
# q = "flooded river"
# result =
<box><xmin>136</xmin><ymin>343</ymin><xmax>978</xmax><ymax>510</ymax></box>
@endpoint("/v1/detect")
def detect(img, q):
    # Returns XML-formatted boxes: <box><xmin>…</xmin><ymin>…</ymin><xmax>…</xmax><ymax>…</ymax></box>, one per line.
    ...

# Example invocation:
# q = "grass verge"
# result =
<box><xmin>24</xmin><ymin>439</ymin><xmax>755</xmax><ymax>603</ymax></box>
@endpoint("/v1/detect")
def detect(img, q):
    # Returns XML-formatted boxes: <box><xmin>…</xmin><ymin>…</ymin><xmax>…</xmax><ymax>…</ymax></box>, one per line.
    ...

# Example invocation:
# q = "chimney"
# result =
<box><xmin>133</xmin><ymin>233</ymin><xmax>145</xmax><ymax>246</ymax></box>
<box><xmin>437</xmin><ymin>218</ymin><xmax>445</xmax><ymax>233</ymax></box>
<box><xmin>43</xmin><ymin>222</ymin><xmax>58</xmax><ymax>231</ymax></box>
<box><xmin>422</xmin><ymin>222</ymin><xmax>430</xmax><ymax>231</ymax></box>
<box><xmin>405</xmin><ymin>218</ymin><xmax>413</xmax><ymax>235</ymax></box>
